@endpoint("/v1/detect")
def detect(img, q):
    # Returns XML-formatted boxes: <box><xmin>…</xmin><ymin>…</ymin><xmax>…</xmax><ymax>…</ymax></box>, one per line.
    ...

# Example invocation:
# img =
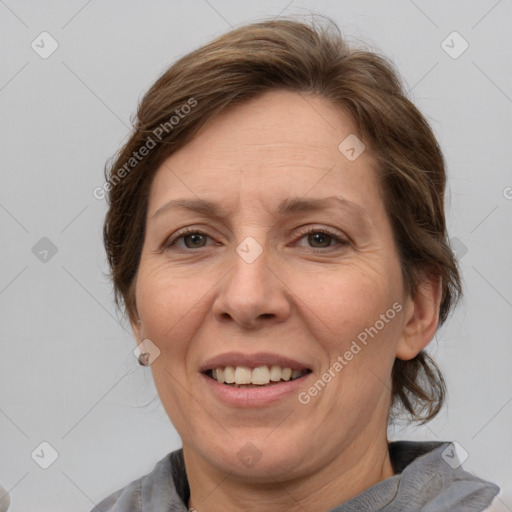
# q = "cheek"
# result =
<box><xmin>305</xmin><ymin>271</ymin><xmax>401</xmax><ymax>421</ymax></box>
<box><xmin>292</xmin><ymin>262</ymin><xmax>403</xmax><ymax>395</ymax></box>
<box><xmin>135</xmin><ymin>261</ymin><xmax>206</xmax><ymax>352</ymax></box>
<box><xmin>294</xmin><ymin>263</ymin><xmax>398</xmax><ymax>336</ymax></box>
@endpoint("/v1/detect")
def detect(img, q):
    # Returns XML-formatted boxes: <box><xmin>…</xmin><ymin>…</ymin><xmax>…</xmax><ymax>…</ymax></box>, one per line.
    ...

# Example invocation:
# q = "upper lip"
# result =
<box><xmin>199</xmin><ymin>352</ymin><xmax>312</xmax><ymax>372</ymax></box>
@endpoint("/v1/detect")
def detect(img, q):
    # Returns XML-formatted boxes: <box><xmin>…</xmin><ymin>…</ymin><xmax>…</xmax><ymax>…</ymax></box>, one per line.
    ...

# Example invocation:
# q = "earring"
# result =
<box><xmin>138</xmin><ymin>351</ymin><xmax>151</xmax><ymax>366</ymax></box>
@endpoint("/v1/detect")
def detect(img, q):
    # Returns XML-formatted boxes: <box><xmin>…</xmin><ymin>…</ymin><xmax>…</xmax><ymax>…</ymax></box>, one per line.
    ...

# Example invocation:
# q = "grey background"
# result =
<box><xmin>1</xmin><ymin>0</ymin><xmax>511</xmax><ymax>510</ymax></box>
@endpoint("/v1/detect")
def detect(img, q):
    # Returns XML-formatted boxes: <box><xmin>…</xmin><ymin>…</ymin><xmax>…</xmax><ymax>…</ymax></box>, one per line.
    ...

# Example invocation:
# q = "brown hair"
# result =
<box><xmin>102</xmin><ymin>16</ymin><xmax>462</xmax><ymax>423</ymax></box>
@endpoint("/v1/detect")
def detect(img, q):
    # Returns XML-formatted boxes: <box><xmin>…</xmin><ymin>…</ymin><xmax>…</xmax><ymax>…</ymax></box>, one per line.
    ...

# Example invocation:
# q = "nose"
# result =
<box><xmin>211</xmin><ymin>241</ymin><xmax>292</xmax><ymax>329</ymax></box>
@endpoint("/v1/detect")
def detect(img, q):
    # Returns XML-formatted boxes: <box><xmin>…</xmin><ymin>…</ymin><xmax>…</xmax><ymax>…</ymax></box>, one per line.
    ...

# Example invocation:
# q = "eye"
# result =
<box><xmin>163</xmin><ymin>226</ymin><xmax>349</xmax><ymax>251</ymax></box>
<box><xmin>293</xmin><ymin>226</ymin><xmax>349</xmax><ymax>250</ymax></box>
<box><xmin>164</xmin><ymin>228</ymin><xmax>214</xmax><ymax>250</ymax></box>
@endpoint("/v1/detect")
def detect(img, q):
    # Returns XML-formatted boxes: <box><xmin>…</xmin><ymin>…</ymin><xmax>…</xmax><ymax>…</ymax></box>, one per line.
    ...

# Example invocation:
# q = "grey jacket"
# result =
<box><xmin>91</xmin><ymin>441</ymin><xmax>499</xmax><ymax>511</ymax></box>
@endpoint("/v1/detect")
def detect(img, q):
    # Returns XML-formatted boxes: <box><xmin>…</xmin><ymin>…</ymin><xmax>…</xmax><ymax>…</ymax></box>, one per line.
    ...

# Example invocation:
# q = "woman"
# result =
<box><xmin>93</xmin><ymin>17</ymin><xmax>500</xmax><ymax>512</ymax></box>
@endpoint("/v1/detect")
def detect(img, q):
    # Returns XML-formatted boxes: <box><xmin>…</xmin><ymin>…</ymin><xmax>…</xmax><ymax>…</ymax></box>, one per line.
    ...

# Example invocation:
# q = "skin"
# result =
<box><xmin>131</xmin><ymin>90</ymin><xmax>441</xmax><ymax>512</ymax></box>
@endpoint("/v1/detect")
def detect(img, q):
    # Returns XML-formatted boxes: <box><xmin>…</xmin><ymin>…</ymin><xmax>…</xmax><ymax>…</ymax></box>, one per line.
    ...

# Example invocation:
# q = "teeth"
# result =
<box><xmin>252</xmin><ymin>366</ymin><xmax>270</xmax><ymax>385</ymax></box>
<box><xmin>214</xmin><ymin>368</ymin><xmax>224</xmax><ymax>384</ymax></box>
<box><xmin>269</xmin><ymin>365</ymin><xmax>282</xmax><ymax>382</ymax></box>
<box><xmin>291</xmin><ymin>369</ymin><xmax>302</xmax><ymax>379</ymax></box>
<box><xmin>209</xmin><ymin>365</ymin><xmax>308</xmax><ymax>386</ymax></box>
<box><xmin>282</xmin><ymin>368</ymin><xmax>292</xmax><ymax>381</ymax></box>
<box><xmin>224</xmin><ymin>366</ymin><xmax>235</xmax><ymax>384</ymax></box>
<box><xmin>234</xmin><ymin>366</ymin><xmax>252</xmax><ymax>384</ymax></box>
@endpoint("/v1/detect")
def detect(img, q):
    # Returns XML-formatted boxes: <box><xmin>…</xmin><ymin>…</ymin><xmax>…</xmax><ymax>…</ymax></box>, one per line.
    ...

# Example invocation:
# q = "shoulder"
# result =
<box><xmin>389</xmin><ymin>440</ymin><xmax>500</xmax><ymax>512</ymax></box>
<box><xmin>90</xmin><ymin>450</ymin><xmax>187</xmax><ymax>512</ymax></box>
<box><xmin>90</xmin><ymin>472</ymin><xmax>143</xmax><ymax>512</ymax></box>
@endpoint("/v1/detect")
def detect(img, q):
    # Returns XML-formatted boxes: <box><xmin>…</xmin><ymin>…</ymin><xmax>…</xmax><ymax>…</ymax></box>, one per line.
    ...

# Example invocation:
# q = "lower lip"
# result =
<box><xmin>200</xmin><ymin>372</ymin><xmax>312</xmax><ymax>407</ymax></box>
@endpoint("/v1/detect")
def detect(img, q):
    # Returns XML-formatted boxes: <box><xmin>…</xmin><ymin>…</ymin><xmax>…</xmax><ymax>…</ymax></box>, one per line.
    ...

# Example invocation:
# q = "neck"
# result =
<box><xmin>184</xmin><ymin>434</ymin><xmax>394</xmax><ymax>512</ymax></box>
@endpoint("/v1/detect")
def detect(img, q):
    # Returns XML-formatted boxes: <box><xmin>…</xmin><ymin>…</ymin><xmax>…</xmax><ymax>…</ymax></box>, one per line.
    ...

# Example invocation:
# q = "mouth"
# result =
<box><xmin>203</xmin><ymin>365</ymin><xmax>313</xmax><ymax>388</ymax></box>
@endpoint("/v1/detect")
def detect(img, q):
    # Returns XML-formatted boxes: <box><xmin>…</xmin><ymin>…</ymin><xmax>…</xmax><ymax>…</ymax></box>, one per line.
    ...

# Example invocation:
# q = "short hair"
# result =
<box><xmin>102</xmin><ymin>16</ymin><xmax>462</xmax><ymax>423</ymax></box>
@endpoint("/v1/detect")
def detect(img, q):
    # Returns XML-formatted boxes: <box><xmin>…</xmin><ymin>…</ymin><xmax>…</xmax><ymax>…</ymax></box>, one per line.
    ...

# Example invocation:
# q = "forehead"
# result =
<box><xmin>147</xmin><ymin>90</ymin><xmax>380</xmax><ymax>215</ymax></box>
<box><xmin>176</xmin><ymin>90</ymin><xmax>361</xmax><ymax>163</ymax></box>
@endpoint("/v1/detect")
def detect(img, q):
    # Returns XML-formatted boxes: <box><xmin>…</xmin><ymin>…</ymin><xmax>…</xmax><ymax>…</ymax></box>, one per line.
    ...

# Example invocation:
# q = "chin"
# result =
<box><xmin>205</xmin><ymin>436</ymin><xmax>308</xmax><ymax>481</ymax></box>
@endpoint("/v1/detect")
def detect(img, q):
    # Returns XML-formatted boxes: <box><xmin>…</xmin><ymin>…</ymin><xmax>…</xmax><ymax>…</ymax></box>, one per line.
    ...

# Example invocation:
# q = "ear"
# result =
<box><xmin>396</xmin><ymin>274</ymin><xmax>442</xmax><ymax>361</ymax></box>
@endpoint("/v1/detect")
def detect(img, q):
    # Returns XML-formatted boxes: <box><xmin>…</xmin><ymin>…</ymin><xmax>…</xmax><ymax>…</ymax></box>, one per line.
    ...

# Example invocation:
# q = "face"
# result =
<box><xmin>132</xmin><ymin>90</ymin><xmax>417</xmax><ymax>481</ymax></box>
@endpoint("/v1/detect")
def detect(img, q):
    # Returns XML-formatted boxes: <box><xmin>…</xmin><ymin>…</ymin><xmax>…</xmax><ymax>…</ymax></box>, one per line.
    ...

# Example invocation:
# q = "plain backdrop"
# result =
<box><xmin>1</xmin><ymin>1</ymin><xmax>511</xmax><ymax>510</ymax></box>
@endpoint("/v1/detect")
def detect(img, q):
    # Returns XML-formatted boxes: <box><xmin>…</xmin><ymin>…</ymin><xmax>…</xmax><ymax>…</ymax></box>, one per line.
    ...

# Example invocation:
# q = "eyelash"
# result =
<box><xmin>163</xmin><ymin>226</ymin><xmax>349</xmax><ymax>252</ymax></box>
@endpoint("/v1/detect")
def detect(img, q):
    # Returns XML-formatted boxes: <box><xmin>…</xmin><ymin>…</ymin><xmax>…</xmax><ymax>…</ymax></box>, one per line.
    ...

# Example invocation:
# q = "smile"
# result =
<box><xmin>205</xmin><ymin>365</ymin><xmax>312</xmax><ymax>387</ymax></box>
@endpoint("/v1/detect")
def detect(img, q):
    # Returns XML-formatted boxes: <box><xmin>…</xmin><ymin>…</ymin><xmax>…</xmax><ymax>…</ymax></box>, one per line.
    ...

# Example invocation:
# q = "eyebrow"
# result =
<box><xmin>150</xmin><ymin>195</ymin><xmax>373</xmax><ymax>226</ymax></box>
